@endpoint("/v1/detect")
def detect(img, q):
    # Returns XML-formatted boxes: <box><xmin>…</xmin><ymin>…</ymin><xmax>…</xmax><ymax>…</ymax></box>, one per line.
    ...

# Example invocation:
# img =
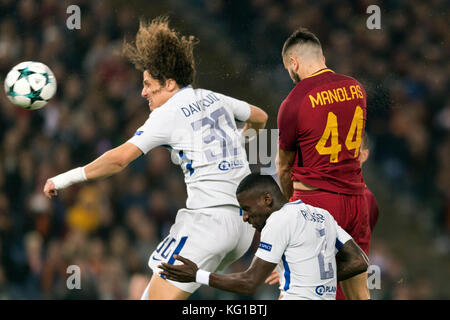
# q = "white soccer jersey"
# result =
<box><xmin>255</xmin><ymin>200</ymin><xmax>352</xmax><ymax>300</ymax></box>
<box><xmin>127</xmin><ymin>85</ymin><xmax>251</xmax><ymax>209</ymax></box>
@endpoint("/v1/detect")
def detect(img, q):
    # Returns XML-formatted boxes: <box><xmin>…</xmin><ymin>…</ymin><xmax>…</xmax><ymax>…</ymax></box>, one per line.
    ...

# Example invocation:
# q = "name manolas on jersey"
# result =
<box><xmin>127</xmin><ymin>86</ymin><xmax>251</xmax><ymax>209</ymax></box>
<box><xmin>255</xmin><ymin>200</ymin><xmax>352</xmax><ymax>300</ymax></box>
<box><xmin>277</xmin><ymin>69</ymin><xmax>367</xmax><ymax>195</ymax></box>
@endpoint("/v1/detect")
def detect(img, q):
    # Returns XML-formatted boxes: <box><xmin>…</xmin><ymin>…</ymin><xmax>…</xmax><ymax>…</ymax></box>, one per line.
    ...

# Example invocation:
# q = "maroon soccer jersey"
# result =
<box><xmin>278</xmin><ymin>68</ymin><xmax>367</xmax><ymax>195</ymax></box>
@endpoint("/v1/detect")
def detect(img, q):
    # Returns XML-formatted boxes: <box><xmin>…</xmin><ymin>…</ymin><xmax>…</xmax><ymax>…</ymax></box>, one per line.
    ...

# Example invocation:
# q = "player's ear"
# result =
<box><xmin>290</xmin><ymin>56</ymin><xmax>302</xmax><ymax>75</ymax></box>
<box><xmin>289</xmin><ymin>56</ymin><xmax>298</xmax><ymax>69</ymax></box>
<box><xmin>263</xmin><ymin>192</ymin><xmax>273</xmax><ymax>207</ymax></box>
<box><xmin>165</xmin><ymin>78</ymin><xmax>179</xmax><ymax>92</ymax></box>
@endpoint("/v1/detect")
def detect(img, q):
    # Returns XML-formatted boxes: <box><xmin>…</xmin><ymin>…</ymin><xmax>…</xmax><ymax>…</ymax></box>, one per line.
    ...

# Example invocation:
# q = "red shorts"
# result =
<box><xmin>291</xmin><ymin>189</ymin><xmax>371</xmax><ymax>300</ymax></box>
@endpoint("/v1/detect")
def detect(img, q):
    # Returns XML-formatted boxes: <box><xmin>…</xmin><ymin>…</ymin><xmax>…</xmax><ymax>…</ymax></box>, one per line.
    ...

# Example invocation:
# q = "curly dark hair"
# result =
<box><xmin>123</xmin><ymin>16</ymin><xmax>198</xmax><ymax>87</ymax></box>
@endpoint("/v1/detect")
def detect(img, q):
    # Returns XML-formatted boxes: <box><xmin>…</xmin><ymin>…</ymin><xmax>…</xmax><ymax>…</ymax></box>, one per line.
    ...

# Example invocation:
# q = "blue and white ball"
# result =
<box><xmin>4</xmin><ymin>61</ymin><xmax>57</xmax><ymax>110</ymax></box>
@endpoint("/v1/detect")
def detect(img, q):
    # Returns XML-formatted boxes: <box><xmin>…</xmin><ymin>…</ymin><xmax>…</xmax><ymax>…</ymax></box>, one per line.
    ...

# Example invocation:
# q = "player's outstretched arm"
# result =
<box><xmin>335</xmin><ymin>239</ymin><xmax>369</xmax><ymax>282</ymax></box>
<box><xmin>43</xmin><ymin>142</ymin><xmax>142</xmax><ymax>198</ymax></box>
<box><xmin>159</xmin><ymin>255</ymin><xmax>276</xmax><ymax>296</ymax></box>
<box><xmin>83</xmin><ymin>142</ymin><xmax>142</xmax><ymax>180</ymax></box>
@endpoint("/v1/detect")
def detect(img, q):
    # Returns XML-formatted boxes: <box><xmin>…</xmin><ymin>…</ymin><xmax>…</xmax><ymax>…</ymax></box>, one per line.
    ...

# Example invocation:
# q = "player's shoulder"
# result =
<box><xmin>282</xmin><ymin>80</ymin><xmax>312</xmax><ymax>108</ymax></box>
<box><xmin>193</xmin><ymin>87</ymin><xmax>213</xmax><ymax>96</ymax></box>
<box><xmin>272</xmin><ymin>200</ymin><xmax>310</xmax><ymax>222</ymax></box>
<box><xmin>192</xmin><ymin>87</ymin><xmax>235</xmax><ymax>106</ymax></box>
<box><xmin>281</xmin><ymin>70</ymin><xmax>345</xmax><ymax>109</ymax></box>
<box><xmin>328</xmin><ymin>71</ymin><xmax>359</xmax><ymax>82</ymax></box>
<box><xmin>270</xmin><ymin>201</ymin><xmax>336</xmax><ymax>229</ymax></box>
<box><xmin>148</xmin><ymin>102</ymin><xmax>176</xmax><ymax>121</ymax></box>
<box><xmin>334</xmin><ymin>72</ymin><xmax>365</xmax><ymax>91</ymax></box>
<box><xmin>157</xmin><ymin>85</ymin><xmax>202</xmax><ymax>119</ymax></box>
<box><xmin>164</xmin><ymin>85</ymin><xmax>196</xmax><ymax>106</ymax></box>
<box><xmin>266</xmin><ymin>201</ymin><xmax>302</xmax><ymax>225</ymax></box>
<box><xmin>306</xmin><ymin>70</ymin><xmax>364</xmax><ymax>90</ymax></box>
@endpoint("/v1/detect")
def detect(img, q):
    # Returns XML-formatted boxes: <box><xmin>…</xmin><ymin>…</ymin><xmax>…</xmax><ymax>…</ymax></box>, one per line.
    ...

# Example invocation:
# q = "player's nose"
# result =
<box><xmin>141</xmin><ymin>87</ymin><xmax>147</xmax><ymax>98</ymax></box>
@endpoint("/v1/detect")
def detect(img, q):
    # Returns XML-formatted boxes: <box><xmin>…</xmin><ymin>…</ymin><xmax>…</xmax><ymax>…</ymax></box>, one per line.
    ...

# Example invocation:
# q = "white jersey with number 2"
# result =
<box><xmin>255</xmin><ymin>200</ymin><xmax>353</xmax><ymax>300</ymax></box>
<box><xmin>127</xmin><ymin>85</ymin><xmax>251</xmax><ymax>209</ymax></box>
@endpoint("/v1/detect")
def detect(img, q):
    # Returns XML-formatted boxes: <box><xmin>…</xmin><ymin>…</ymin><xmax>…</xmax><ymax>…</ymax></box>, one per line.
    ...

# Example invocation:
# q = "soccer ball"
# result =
<box><xmin>4</xmin><ymin>61</ymin><xmax>57</xmax><ymax>110</ymax></box>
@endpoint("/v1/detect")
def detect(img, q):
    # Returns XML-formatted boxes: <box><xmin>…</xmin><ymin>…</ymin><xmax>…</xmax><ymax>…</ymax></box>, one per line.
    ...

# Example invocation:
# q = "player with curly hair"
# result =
<box><xmin>43</xmin><ymin>16</ymin><xmax>268</xmax><ymax>300</ymax></box>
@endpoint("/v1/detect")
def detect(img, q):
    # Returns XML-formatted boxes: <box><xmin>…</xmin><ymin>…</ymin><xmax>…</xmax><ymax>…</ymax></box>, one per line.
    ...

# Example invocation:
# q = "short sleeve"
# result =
<box><xmin>255</xmin><ymin>212</ymin><xmax>290</xmax><ymax>264</ymax></box>
<box><xmin>215</xmin><ymin>92</ymin><xmax>251</xmax><ymax>122</ymax></box>
<box><xmin>334</xmin><ymin>222</ymin><xmax>353</xmax><ymax>254</ymax></box>
<box><xmin>277</xmin><ymin>99</ymin><xmax>298</xmax><ymax>151</ymax></box>
<box><xmin>127</xmin><ymin>107</ymin><xmax>174</xmax><ymax>154</ymax></box>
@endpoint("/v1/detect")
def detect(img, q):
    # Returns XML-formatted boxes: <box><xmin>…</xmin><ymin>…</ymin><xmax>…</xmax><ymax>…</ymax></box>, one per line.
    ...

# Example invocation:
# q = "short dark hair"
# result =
<box><xmin>123</xmin><ymin>16</ymin><xmax>198</xmax><ymax>87</ymax></box>
<box><xmin>236</xmin><ymin>173</ymin><xmax>284</xmax><ymax>199</ymax></box>
<box><xmin>282</xmin><ymin>27</ymin><xmax>322</xmax><ymax>57</ymax></box>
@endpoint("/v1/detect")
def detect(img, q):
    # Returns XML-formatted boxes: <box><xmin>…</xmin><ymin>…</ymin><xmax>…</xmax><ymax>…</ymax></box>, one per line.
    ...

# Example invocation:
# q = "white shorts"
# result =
<box><xmin>146</xmin><ymin>205</ymin><xmax>255</xmax><ymax>293</ymax></box>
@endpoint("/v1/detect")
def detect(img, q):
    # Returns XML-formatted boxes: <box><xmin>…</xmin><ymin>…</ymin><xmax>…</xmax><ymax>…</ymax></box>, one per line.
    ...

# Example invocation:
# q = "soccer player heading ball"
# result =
<box><xmin>276</xmin><ymin>28</ymin><xmax>370</xmax><ymax>299</ymax></box>
<box><xmin>43</xmin><ymin>16</ymin><xmax>268</xmax><ymax>300</ymax></box>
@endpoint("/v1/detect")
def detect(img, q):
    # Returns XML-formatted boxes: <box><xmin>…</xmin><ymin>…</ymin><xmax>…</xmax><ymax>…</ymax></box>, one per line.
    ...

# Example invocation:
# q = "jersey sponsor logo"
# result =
<box><xmin>218</xmin><ymin>159</ymin><xmax>244</xmax><ymax>171</ymax></box>
<box><xmin>315</xmin><ymin>285</ymin><xmax>336</xmax><ymax>296</ymax></box>
<box><xmin>218</xmin><ymin>160</ymin><xmax>230</xmax><ymax>171</ymax></box>
<box><xmin>258</xmin><ymin>241</ymin><xmax>272</xmax><ymax>252</ymax></box>
<box><xmin>134</xmin><ymin>130</ymin><xmax>144</xmax><ymax>136</ymax></box>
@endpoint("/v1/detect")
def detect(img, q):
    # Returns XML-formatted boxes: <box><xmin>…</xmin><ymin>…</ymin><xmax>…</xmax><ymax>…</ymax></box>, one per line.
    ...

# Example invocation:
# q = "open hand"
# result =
<box><xmin>159</xmin><ymin>255</ymin><xmax>198</xmax><ymax>283</ymax></box>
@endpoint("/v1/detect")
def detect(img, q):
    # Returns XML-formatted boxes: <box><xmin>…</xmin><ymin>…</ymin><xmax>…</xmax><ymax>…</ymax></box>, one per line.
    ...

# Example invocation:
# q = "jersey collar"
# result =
<box><xmin>305</xmin><ymin>68</ymin><xmax>334</xmax><ymax>79</ymax></box>
<box><xmin>173</xmin><ymin>85</ymin><xmax>193</xmax><ymax>97</ymax></box>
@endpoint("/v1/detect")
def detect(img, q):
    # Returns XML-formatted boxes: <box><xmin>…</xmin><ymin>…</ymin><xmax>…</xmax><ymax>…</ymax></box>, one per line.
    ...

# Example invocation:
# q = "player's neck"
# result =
<box><xmin>272</xmin><ymin>198</ymin><xmax>288</xmax><ymax>212</ymax></box>
<box><xmin>302</xmin><ymin>63</ymin><xmax>327</xmax><ymax>79</ymax></box>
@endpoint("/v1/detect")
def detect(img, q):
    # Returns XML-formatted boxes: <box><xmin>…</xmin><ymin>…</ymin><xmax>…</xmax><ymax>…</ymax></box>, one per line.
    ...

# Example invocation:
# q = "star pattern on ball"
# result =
<box><xmin>5</xmin><ymin>62</ymin><xmax>57</xmax><ymax>110</ymax></box>
<box><xmin>8</xmin><ymin>86</ymin><xmax>18</xmax><ymax>97</ymax></box>
<box><xmin>24</xmin><ymin>88</ymin><xmax>44</xmax><ymax>105</ymax></box>
<box><xmin>17</xmin><ymin>66</ymin><xmax>34</xmax><ymax>80</ymax></box>
<box><xmin>43</xmin><ymin>73</ymin><xmax>51</xmax><ymax>85</ymax></box>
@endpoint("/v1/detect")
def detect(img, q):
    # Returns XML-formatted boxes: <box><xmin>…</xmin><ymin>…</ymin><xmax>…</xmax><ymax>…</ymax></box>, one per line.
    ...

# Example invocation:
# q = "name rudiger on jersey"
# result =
<box><xmin>218</xmin><ymin>159</ymin><xmax>245</xmax><ymax>171</ymax></box>
<box><xmin>300</xmin><ymin>209</ymin><xmax>325</xmax><ymax>223</ymax></box>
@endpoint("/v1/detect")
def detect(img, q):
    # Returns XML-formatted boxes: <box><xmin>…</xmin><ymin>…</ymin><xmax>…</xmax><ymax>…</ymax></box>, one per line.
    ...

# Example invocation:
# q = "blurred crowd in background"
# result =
<box><xmin>0</xmin><ymin>0</ymin><xmax>448</xmax><ymax>299</ymax></box>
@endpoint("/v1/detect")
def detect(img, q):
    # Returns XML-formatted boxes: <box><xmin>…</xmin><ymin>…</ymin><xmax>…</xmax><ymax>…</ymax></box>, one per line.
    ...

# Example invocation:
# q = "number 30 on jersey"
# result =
<box><xmin>315</xmin><ymin>106</ymin><xmax>364</xmax><ymax>163</ymax></box>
